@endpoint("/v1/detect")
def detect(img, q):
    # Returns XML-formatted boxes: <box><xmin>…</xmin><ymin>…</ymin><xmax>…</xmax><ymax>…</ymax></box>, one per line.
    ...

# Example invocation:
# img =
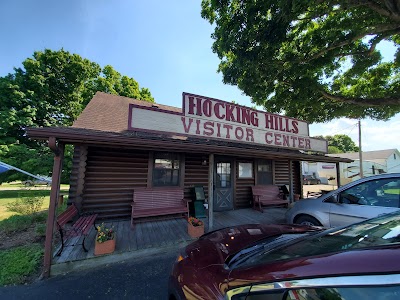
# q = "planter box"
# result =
<box><xmin>188</xmin><ymin>223</ymin><xmax>204</xmax><ymax>238</ymax></box>
<box><xmin>94</xmin><ymin>234</ymin><xmax>116</xmax><ymax>256</ymax></box>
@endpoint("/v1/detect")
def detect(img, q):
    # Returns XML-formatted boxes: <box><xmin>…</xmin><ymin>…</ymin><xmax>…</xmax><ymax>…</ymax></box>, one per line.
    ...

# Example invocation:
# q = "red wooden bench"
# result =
<box><xmin>251</xmin><ymin>185</ymin><xmax>289</xmax><ymax>212</ymax></box>
<box><xmin>131</xmin><ymin>187</ymin><xmax>190</xmax><ymax>227</ymax></box>
<box><xmin>56</xmin><ymin>203</ymin><xmax>98</xmax><ymax>256</ymax></box>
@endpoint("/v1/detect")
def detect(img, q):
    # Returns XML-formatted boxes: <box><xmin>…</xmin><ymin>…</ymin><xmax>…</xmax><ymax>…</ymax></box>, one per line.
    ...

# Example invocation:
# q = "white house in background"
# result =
<box><xmin>302</xmin><ymin>149</ymin><xmax>400</xmax><ymax>186</ymax></box>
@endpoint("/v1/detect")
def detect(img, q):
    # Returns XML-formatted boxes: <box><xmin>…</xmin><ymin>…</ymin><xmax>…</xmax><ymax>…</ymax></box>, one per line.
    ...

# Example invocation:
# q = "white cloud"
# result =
<box><xmin>309</xmin><ymin>115</ymin><xmax>400</xmax><ymax>152</ymax></box>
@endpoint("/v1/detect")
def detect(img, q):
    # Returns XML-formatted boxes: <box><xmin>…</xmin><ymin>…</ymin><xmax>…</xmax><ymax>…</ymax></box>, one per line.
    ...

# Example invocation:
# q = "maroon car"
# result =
<box><xmin>168</xmin><ymin>212</ymin><xmax>400</xmax><ymax>299</ymax></box>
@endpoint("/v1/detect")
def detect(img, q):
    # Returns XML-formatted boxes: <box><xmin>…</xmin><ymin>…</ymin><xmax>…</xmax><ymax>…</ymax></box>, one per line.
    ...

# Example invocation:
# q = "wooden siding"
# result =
<box><xmin>274</xmin><ymin>160</ymin><xmax>290</xmax><ymax>186</ymax></box>
<box><xmin>292</xmin><ymin>160</ymin><xmax>301</xmax><ymax>195</ymax></box>
<box><xmin>235</xmin><ymin>159</ymin><xmax>255</xmax><ymax>209</ymax></box>
<box><xmin>68</xmin><ymin>145</ymin><xmax>88</xmax><ymax>209</ymax></box>
<box><xmin>274</xmin><ymin>160</ymin><xmax>301</xmax><ymax>196</ymax></box>
<box><xmin>183</xmin><ymin>154</ymin><xmax>209</xmax><ymax>201</ymax></box>
<box><xmin>82</xmin><ymin>147</ymin><xmax>149</xmax><ymax>219</ymax></box>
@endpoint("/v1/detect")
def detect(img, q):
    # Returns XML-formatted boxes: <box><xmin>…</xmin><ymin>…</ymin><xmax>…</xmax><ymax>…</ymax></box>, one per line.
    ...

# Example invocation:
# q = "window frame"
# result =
<box><xmin>238</xmin><ymin>162</ymin><xmax>253</xmax><ymax>179</ymax></box>
<box><xmin>149</xmin><ymin>152</ymin><xmax>183</xmax><ymax>187</ymax></box>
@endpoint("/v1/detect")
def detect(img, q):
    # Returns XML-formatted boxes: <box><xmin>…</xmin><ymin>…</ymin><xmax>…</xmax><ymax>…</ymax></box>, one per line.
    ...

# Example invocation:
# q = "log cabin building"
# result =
<box><xmin>28</xmin><ymin>92</ymin><xmax>351</xmax><ymax>221</ymax></box>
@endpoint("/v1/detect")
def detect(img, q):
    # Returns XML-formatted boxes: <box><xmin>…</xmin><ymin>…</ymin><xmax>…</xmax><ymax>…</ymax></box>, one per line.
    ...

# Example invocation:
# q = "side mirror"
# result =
<box><xmin>324</xmin><ymin>195</ymin><xmax>338</xmax><ymax>203</ymax></box>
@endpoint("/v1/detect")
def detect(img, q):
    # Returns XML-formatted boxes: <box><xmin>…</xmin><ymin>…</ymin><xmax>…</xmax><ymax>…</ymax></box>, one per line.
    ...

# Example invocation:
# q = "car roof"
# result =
<box><xmin>232</xmin><ymin>210</ymin><xmax>400</xmax><ymax>282</ymax></box>
<box><xmin>319</xmin><ymin>172</ymin><xmax>400</xmax><ymax>198</ymax></box>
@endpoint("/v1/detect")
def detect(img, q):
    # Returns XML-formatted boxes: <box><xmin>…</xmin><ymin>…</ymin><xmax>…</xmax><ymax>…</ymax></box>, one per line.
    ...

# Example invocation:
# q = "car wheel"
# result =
<box><xmin>295</xmin><ymin>215</ymin><xmax>321</xmax><ymax>226</ymax></box>
<box><xmin>24</xmin><ymin>181</ymin><xmax>32</xmax><ymax>187</ymax></box>
<box><xmin>317</xmin><ymin>180</ymin><xmax>321</xmax><ymax>184</ymax></box>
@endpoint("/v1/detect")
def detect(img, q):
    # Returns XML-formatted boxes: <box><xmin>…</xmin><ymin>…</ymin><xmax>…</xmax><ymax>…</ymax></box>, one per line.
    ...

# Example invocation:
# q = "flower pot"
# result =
<box><xmin>94</xmin><ymin>233</ymin><xmax>116</xmax><ymax>256</ymax></box>
<box><xmin>188</xmin><ymin>223</ymin><xmax>204</xmax><ymax>238</ymax></box>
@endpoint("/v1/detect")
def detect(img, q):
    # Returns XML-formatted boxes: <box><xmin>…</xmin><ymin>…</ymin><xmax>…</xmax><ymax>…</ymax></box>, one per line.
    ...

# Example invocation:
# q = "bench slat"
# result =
<box><xmin>251</xmin><ymin>185</ymin><xmax>288</xmax><ymax>212</ymax></box>
<box><xmin>56</xmin><ymin>203</ymin><xmax>97</xmax><ymax>255</ymax></box>
<box><xmin>131</xmin><ymin>187</ymin><xmax>188</xmax><ymax>226</ymax></box>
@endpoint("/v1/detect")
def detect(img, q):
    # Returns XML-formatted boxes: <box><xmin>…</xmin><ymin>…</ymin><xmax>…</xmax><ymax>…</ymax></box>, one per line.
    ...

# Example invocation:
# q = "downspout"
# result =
<box><xmin>42</xmin><ymin>137</ymin><xmax>64</xmax><ymax>278</ymax></box>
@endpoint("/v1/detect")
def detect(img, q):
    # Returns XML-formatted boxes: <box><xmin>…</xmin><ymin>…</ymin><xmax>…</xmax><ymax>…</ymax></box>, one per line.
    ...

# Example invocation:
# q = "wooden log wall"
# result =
<box><xmin>68</xmin><ymin>145</ymin><xmax>87</xmax><ymax>209</ymax></box>
<box><xmin>82</xmin><ymin>146</ymin><xmax>149</xmax><ymax>219</ymax></box>
<box><xmin>235</xmin><ymin>159</ymin><xmax>255</xmax><ymax>209</ymax></box>
<box><xmin>183</xmin><ymin>154</ymin><xmax>209</xmax><ymax>201</ymax></box>
<box><xmin>275</xmin><ymin>160</ymin><xmax>301</xmax><ymax>195</ymax></box>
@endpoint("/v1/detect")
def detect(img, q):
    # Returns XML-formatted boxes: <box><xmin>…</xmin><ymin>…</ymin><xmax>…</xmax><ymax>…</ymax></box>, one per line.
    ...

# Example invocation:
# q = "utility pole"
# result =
<box><xmin>358</xmin><ymin>119</ymin><xmax>364</xmax><ymax>178</ymax></box>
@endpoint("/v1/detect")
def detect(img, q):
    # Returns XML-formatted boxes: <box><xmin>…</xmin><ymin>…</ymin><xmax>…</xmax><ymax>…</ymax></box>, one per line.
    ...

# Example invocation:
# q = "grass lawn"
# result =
<box><xmin>0</xmin><ymin>183</ymin><xmax>69</xmax><ymax>221</ymax></box>
<box><xmin>0</xmin><ymin>183</ymin><xmax>70</xmax><ymax>286</ymax></box>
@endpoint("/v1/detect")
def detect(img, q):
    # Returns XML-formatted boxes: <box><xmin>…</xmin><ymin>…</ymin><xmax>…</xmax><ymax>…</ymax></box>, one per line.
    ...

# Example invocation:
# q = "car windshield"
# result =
<box><xmin>238</xmin><ymin>212</ymin><xmax>400</xmax><ymax>268</ymax></box>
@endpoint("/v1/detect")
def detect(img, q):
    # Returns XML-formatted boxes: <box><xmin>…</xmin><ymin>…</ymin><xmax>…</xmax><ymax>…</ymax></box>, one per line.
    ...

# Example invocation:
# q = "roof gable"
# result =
<box><xmin>73</xmin><ymin>92</ymin><xmax>180</xmax><ymax>133</ymax></box>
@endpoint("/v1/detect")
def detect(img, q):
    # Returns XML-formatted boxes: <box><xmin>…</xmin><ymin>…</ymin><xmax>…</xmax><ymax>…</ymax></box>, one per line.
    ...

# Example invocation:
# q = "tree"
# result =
<box><xmin>201</xmin><ymin>0</ymin><xmax>400</xmax><ymax>123</ymax></box>
<box><xmin>314</xmin><ymin>134</ymin><xmax>359</xmax><ymax>153</ymax></box>
<box><xmin>0</xmin><ymin>49</ymin><xmax>154</xmax><ymax>183</ymax></box>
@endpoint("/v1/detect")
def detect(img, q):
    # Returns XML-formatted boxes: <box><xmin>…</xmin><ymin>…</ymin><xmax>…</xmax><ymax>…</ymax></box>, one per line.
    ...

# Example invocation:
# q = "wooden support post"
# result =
<box><xmin>289</xmin><ymin>160</ymin><xmax>294</xmax><ymax>201</ymax></box>
<box><xmin>336</xmin><ymin>162</ymin><xmax>341</xmax><ymax>187</ymax></box>
<box><xmin>208</xmin><ymin>154</ymin><xmax>214</xmax><ymax>231</ymax></box>
<box><xmin>42</xmin><ymin>138</ymin><xmax>64</xmax><ymax>278</ymax></box>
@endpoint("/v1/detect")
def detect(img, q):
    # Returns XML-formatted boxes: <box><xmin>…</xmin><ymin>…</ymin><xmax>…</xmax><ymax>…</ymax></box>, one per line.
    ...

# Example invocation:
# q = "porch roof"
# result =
<box><xmin>27</xmin><ymin>126</ymin><xmax>352</xmax><ymax>163</ymax></box>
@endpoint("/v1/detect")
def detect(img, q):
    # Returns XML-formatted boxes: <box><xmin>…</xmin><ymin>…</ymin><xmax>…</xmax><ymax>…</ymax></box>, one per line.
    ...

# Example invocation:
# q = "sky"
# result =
<box><xmin>0</xmin><ymin>0</ymin><xmax>399</xmax><ymax>152</ymax></box>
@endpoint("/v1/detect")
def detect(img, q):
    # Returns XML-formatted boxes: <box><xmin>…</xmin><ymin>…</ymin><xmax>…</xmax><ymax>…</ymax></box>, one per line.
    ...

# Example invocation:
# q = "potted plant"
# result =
<box><xmin>94</xmin><ymin>223</ymin><xmax>116</xmax><ymax>256</ymax></box>
<box><xmin>187</xmin><ymin>216</ymin><xmax>204</xmax><ymax>238</ymax></box>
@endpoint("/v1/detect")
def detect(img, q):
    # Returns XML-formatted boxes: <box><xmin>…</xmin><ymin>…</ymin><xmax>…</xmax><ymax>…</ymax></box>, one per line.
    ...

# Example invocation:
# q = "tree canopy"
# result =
<box><xmin>315</xmin><ymin>134</ymin><xmax>359</xmax><ymax>153</ymax></box>
<box><xmin>0</xmin><ymin>49</ymin><xmax>154</xmax><ymax>183</ymax></box>
<box><xmin>201</xmin><ymin>0</ymin><xmax>400</xmax><ymax>123</ymax></box>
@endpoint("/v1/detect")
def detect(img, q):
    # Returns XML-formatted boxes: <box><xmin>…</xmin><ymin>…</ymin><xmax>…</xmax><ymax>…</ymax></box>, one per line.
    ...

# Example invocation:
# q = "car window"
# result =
<box><xmin>338</xmin><ymin>178</ymin><xmax>400</xmax><ymax>207</ymax></box>
<box><xmin>237</xmin><ymin>212</ymin><xmax>400</xmax><ymax>267</ymax></box>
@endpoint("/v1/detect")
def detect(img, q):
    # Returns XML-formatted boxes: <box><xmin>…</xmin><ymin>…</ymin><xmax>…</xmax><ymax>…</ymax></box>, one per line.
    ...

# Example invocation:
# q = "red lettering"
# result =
<box><xmin>236</xmin><ymin>107</ymin><xmax>242</xmax><ymax>123</ymax></box>
<box><xmin>265</xmin><ymin>113</ymin><xmax>274</xmax><ymax>129</ymax></box>
<box><xmin>278</xmin><ymin>117</ymin><xmax>284</xmax><ymax>132</ymax></box>
<box><xmin>188</xmin><ymin>97</ymin><xmax>196</xmax><ymax>115</ymax></box>
<box><xmin>203</xmin><ymin>121</ymin><xmax>214</xmax><ymax>136</ymax></box>
<box><xmin>195</xmin><ymin>119</ymin><xmax>201</xmax><ymax>134</ymax></box>
<box><xmin>214</xmin><ymin>103</ymin><xmax>225</xmax><ymax>119</ymax></box>
<box><xmin>305</xmin><ymin>139</ymin><xmax>311</xmax><ymax>149</ymax></box>
<box><xmin>195</xmin><ymin>97</ymin><xmax>202</xmax><ymax>116</ymax></box>
<box><xmin>291</xmin><ymin>121</ymin><xmax>298</xmax><ymax>134</ymax></box>
<box><xmin>223</xmin><ymin>124</ymin><xmax>233</xmax><ymax>138</ymax></box>
<box><xmin>216</xmin><ymin>123</ymin><xmax>221</xmax><ymax>137</ymax></box>
<box><xmin>285</xmin><ymin>118</ymin><xmax>290</xmax><ymax>132</ymax></box>
<box><xmin>181</xmin><ymin>117</ymin><xmax>193</xmax><ymax>133</ymax></box>
<box><xmin>251</xmin><ymin>112</ymin><xmax>259</xmax><ymax>127</ymax></box>
<box><xmin>275</xmin><ymin>133</ymin><xmax>282</xmax><ymax>145</ymax></box>
<box><xmin>246</xmin><ymin>128</ymin><xmax>254</xmax><ymax>142</ymax></box>
<box><xmin>298</xmin><ymin>137</ymin><xmax>304</xmax><ymax>148</ymax></box>
<box><xmin>290</xmin><ymin>136</ymin><xmax>298</xmax><ymax>147</ymax></box>
<box><xmin>283</xmin><ymin>135</ymin><xmax>289</xmax><ymax>147</ymax></box>
<box><xmin>235</xmin><ymin>127</ymin><xmax>244</xmax><ymax>140</ymax></box>
<box><xmin>265</xmin><ymin>132</ymin><xmax>273</xmax><ymax>144</ymax></box>
<box><xmin>203</xmin><ymin>99</ymin><xmax>212</xmax><ymax>117</ymax></box>
<box><xmin>225</xmin><ymin>104</ymin><xmax>236</xmax><ymax>122</ymax></box>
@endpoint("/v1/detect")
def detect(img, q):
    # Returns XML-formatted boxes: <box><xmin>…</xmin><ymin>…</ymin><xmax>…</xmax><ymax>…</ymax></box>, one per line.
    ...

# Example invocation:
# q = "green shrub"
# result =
<box><xmin>0</xmin><ymin>244</ymin><xmax>43</xmax><ymax>286</ymax></box>
<box><xmin>34</xmin><ymin>223</ymin><xmax>46</xmax><ymax>237</ymax></box>
<box><xmin>0</xmin><ymin>214</ymin><xmax>33</xmax><ymax>234</ymax></box>
<box><xmin>6</xmin><ymin>195</ymin><xmax>44</xmax><ymax>215</ymax></box>
<box><xmin>31</xmin><ymin>211</ymin><xmax>48</xmax><ymax>223</ymax></box>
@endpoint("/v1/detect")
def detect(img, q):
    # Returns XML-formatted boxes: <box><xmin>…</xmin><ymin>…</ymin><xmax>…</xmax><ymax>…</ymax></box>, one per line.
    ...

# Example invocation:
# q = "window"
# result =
<box><xmin>257</xmin><ymin>160</ymin><xmax>273</xmax><ymax>185</ymax></box>
<box><xmin>238</xmin><ymin>162</ymin><xmax>253</xmax><ymax>179</ymax></box>
<box><xmin>152</xmin><ymin>152</ymin><xmax>180</xmax><ymax>186</ymax></box>
<box><xmin>338</xmin><ymin>178</ymin><xmax>400</xmax><ymax>207</ymax></box>
<box><xmin>216</xmin><ymin>162</ymin><xmax>231</xmax><ymax>188</ymax></box>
